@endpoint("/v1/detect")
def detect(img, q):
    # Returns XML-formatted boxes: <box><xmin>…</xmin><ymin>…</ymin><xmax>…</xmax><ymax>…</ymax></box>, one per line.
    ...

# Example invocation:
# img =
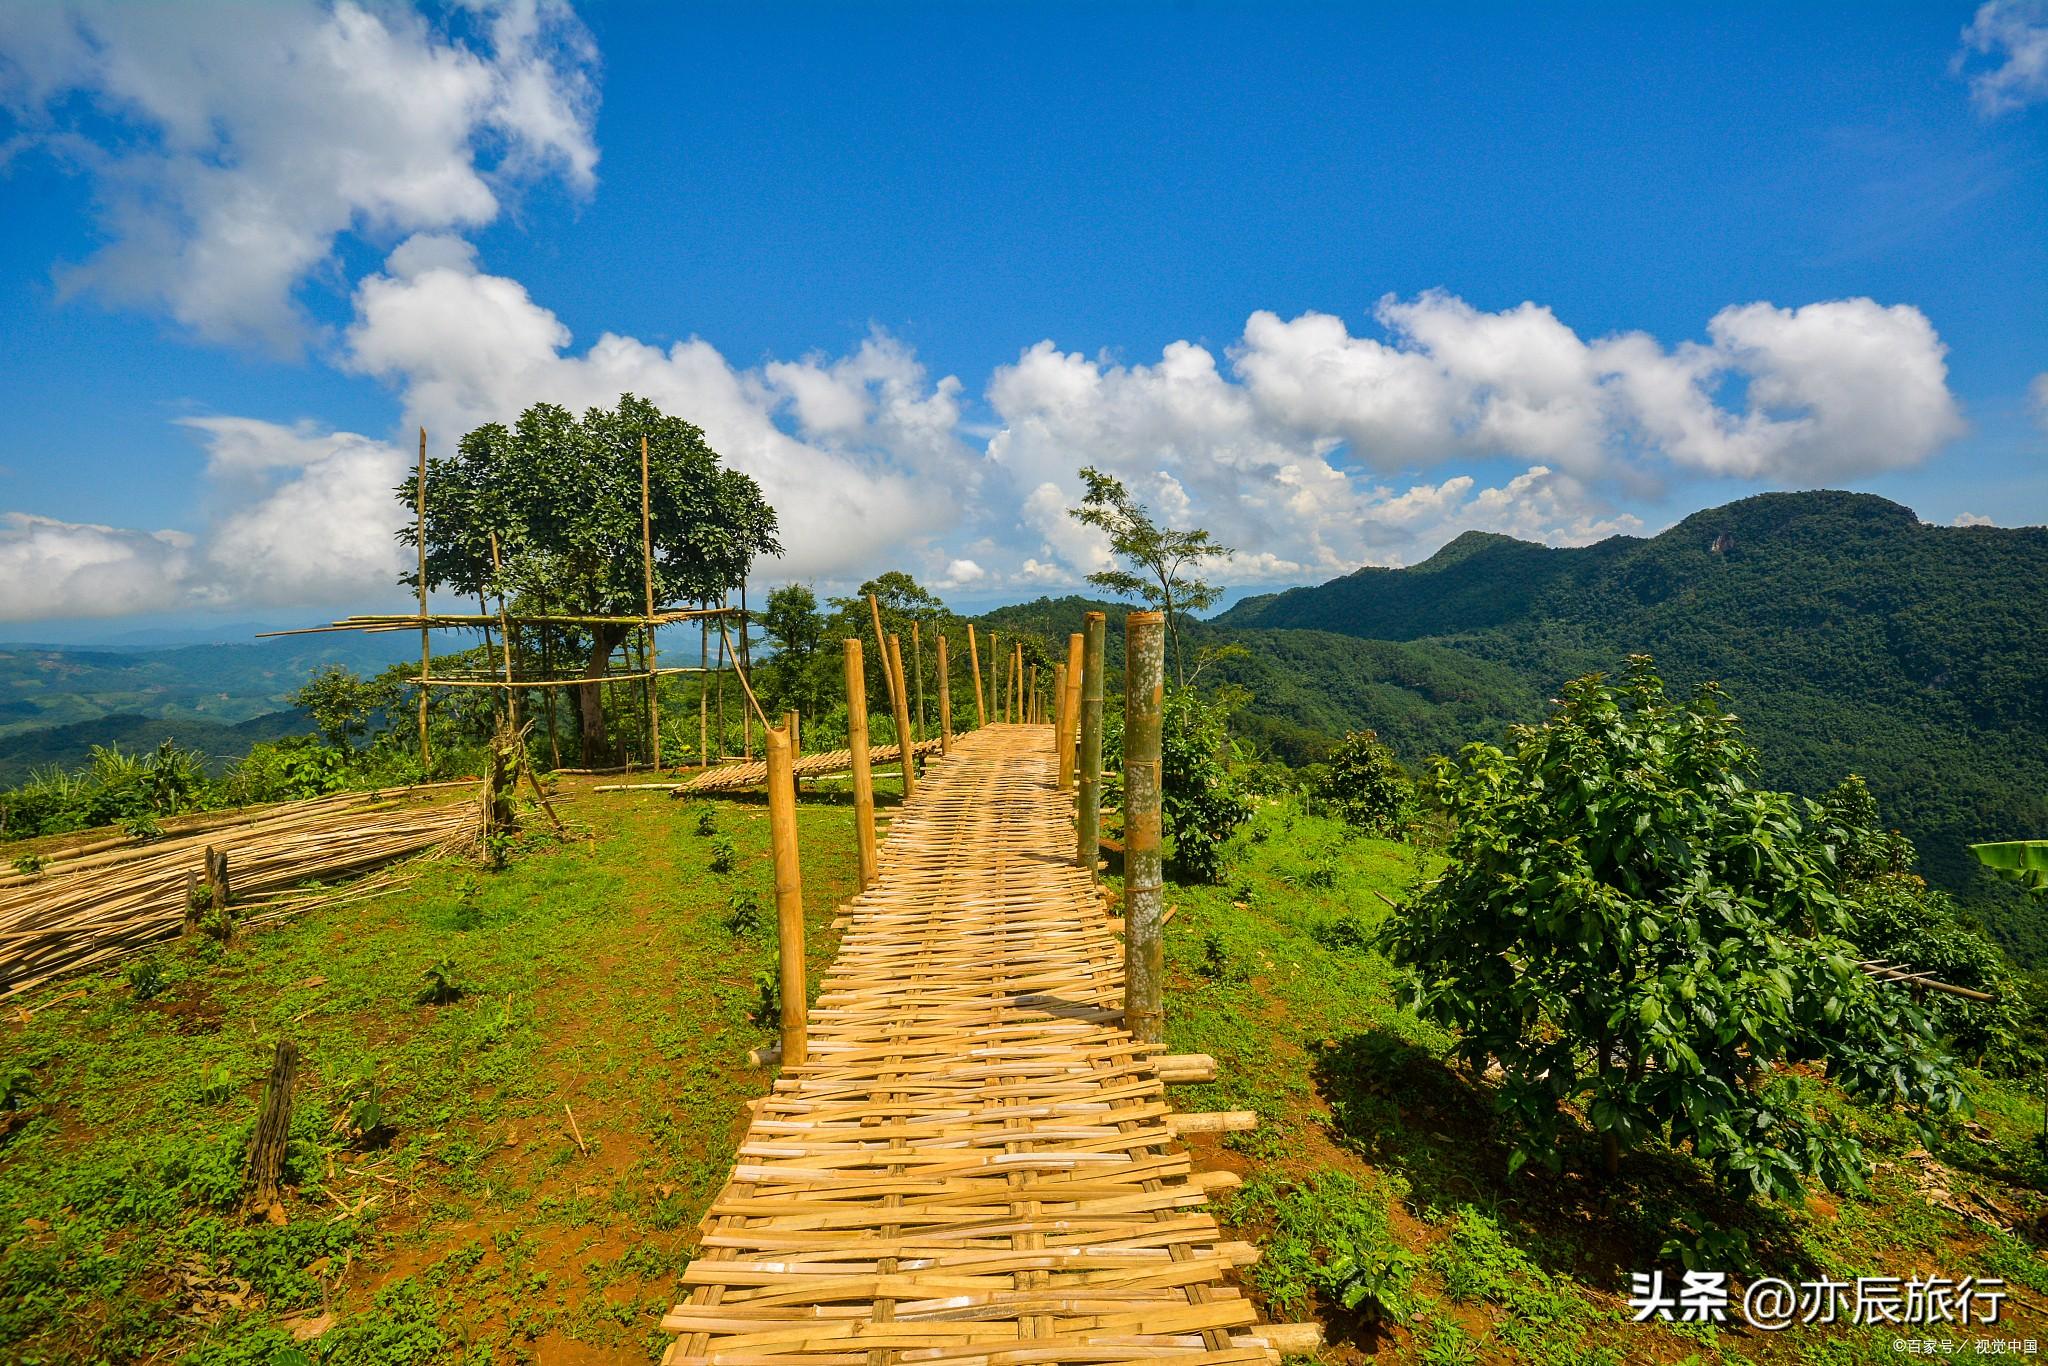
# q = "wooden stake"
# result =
<box><xmin>765</xmin><ymin>725</ymin><xmax>807</xmax><ymax>1067</ymax></box>
<box><xmin>1027</xmin><ymin>663</ymin><xmax>1038</xmax><ymax>726</ymax></box>
<box><xmin>741</xmin><ymin>580</ymin><xmax>752</xmax><ymax>762</ymax></box>
<box><xmin>1051</xmin><ymin>662</ymin><xmax>1068</xmax><ymax>771</ymax></box>
<box><xmin>1077</xmin><ymin>611</ymin><xmax>1106</xmax><ymax>875</ymax></box>
<box><xmin>866</xmin><ymin>593</ymin><xmax>899</xmax><ymax>721</ymax></box>
<box><xmin>935</xmin><ymin>633</ymin><xmax>952</xmax><ymax>755</ymax></box>
<box><xmin>966</xmin><ymin>624</ymin><xmax>985</xmax><ymax>728</ymax></box>
<box><xmin>699</xmin><ymin>618</ymin><xmax>711</xmax><ymax>769</ymax></box>
<box><xmin>987</xmin><ymin>631</ymin><xmax>998</xmax><ymax>723</ymax></box>
<box><xmin>843</xmin><ymin>639</ymin><xmax>878</xmax><ymax>889</ymax></box>
<box><xmin>1123</xmin><ymin>610</ymin><xmax>1167</xmax><ymax>1044</ymax></box>
<box><xmin>886</xmin><ymin>634</ymin><xmax>917</xmax><ymax>800</ymax></box>
<box><xmin>641</xmin><ymin>436</ymin><xmax>662</xmax><ymax>771</ymax></box>
<box><xmin>911</xmin><ymin>618</ymin><xmax>926</xmax><ymax>740</ymax></box>
<box><xmin>488</xmin><ymin>531</ymin><xmax>518</xmax><ymax>728</ymax></box>
<box><xmin>247</xmin><ymin>1038</ymin><xmax>298</xmax><ymax>1219</ymax></box>
<box><xmin>415</xmin><ymin>428</ymin><xmax>431</xmax><ymax>775</ymax></box>
<box><xmin>1059</xmin><ymin>632</ymin><xmax>1084</xmax><ymax>791</ymax></box>
<box><xmin>1015</xmin><ymin>644</ymin><xmax>1024</xmax><ymax>723</ymax></box>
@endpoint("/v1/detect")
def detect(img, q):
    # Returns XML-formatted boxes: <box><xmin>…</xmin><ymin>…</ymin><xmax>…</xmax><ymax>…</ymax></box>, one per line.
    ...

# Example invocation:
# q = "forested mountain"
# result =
<box><xmin>991</xmin><ymin>492</ymin><xmax>2048</xmax><ymax>961</ymax></box>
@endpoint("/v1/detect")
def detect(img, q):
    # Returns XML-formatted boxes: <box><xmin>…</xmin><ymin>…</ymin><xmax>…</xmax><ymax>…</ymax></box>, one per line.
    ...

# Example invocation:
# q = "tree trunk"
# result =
<box><xmin>578</xmin><ymin>624</ymin><xmax>627</xmax><ymax>766</ymax></box>
<box><xmin>246</xmin><ymin>1038</ymin><xmax>298</xmax><ymax>1222</ymax></box>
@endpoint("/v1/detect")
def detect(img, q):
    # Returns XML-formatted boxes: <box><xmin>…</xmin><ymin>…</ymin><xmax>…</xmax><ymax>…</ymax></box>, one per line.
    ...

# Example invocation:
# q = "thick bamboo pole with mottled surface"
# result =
<box><xmin>765</xmin><ymin>725</ymin><xmax>807</xmax><ymax>1066</ymax></box>
<box><xmin>886</xmin><ymin>633</ymin><xmax>917</xmax><ymax>799</ymax></box>
<box><xmin>1059</xmin><ymin>631</ymin><xmax>1084</xmax><ymax>790</ymax></box>
<box><xmin>1123</xmin><ymin>610</ymin><xmax>1166</xmax><ymax>1044</ymax></box>
<box><xmin>415</xmin><ymin>428</ymin><xmax>431</xmax><ymax>773</ymax></box>
<box><xmin>843</xmin><ymin>639</ymin><xmax>877</xmax><ymax>888</ymax></box>
<box><xmin>641</xmin><ymin>436</ymin><xmax>662</xmax><ymax>770</ymax></box>
<box><xmin>1077</xmin><ymin>611</ymin><xmax>1106</xmax><ymax>874</ymax></box>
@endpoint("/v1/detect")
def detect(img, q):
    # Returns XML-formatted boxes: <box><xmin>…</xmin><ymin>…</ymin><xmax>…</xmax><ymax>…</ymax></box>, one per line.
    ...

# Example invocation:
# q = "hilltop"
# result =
<box><xmin>993</xmin><ymin>492</ymin><xmax>2048</xmax><ymax>960</ymax></box>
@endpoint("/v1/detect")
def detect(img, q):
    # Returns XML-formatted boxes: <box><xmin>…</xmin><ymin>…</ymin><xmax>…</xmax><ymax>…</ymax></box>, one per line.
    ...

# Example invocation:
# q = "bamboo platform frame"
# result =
<box><xmin>661</xmin><ymin>724</ymin><xmax>1279</xmax><ymax>1366</ymax></box>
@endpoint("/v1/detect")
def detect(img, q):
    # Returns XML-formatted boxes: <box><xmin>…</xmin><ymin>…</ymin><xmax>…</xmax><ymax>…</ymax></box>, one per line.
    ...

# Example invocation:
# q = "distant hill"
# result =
<box><xmin>986</xmin><ymin>493</ymin><xmax>2048</xmax><ymax>962</ymax></box>
<box><xmin>0</xmin><ymin>633</ymin><xmax>415</xmax><ymax>783</ymax></box>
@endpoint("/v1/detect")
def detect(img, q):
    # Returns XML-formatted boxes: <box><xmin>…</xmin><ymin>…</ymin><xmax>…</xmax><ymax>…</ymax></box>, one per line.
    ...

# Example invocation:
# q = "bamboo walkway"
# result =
<box><xmin>660</xmin><ymin>723</ymin><xmax>1276</xmax><ymax>1366</ymax></box>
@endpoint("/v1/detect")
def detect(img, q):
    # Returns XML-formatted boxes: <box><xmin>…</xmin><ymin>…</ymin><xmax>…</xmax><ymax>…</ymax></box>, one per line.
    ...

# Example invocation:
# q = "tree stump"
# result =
<box><xmin>246</xmin><ymin>1038</ymin><xmax>298</xmax><ymax>1223</ymax></box>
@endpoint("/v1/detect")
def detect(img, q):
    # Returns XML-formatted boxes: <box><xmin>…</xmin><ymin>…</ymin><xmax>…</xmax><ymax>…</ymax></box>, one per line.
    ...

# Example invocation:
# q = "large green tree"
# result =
<box><xmin>1383</xmin><ymin>657</ymin><xmax>1965</xmax><ymax>1203</ymax></box>
<box><xmin>400</xmin><ymin>394</ymin><xmax>779</xmax><ymax>764</ymax></box>
<box><xmin>1068</xmin><ymin>467</ymin><xmax>1232</xmax><ymax>687</ymax></box>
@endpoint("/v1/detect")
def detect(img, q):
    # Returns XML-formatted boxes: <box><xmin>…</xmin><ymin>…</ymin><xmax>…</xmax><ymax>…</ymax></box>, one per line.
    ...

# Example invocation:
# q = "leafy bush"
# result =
<box><xmin>1315</xmin><ymin>730</ymin><xmax>1410</xmax><ymax>836</ymax></box>
<box><xmin>1383</xmin><ymin>657</ymin><xmax>1966</xmax><ymax>1200</ymax></box>
<box><xmin>1159</xmin><ymin>687</ymin><xmax>1254</xmax><ymax>883</ymax></box>
<box><xmin>1233</xmin><ymin>1170</ymin><xmax>1415</xmax><ymax>1322</ymax></box>
<box><xmin>708</xmin><ymin>835</ymin><xmax>739</xmax><ymax>874</ymax></box>
<box><xmin>724</xmin><ymin>889</ymin><xmax>764</xmax><ymax>936</ymax></box>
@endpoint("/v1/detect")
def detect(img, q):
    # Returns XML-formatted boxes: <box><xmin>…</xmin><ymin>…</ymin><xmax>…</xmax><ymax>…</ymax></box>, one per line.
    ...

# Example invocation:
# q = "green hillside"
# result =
<box><xmin>989</xmin><ymin>493</ymin><xmax>2048</xmax><ymax>961</ymax></box>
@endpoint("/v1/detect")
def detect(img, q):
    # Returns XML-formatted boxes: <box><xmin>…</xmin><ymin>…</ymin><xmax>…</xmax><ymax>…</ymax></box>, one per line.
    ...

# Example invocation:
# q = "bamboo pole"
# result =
<box><xmin>867</xmin><ymin>593</ymin><xmax>899</xmax><ymax>722</ymax></box>
<box><xmin>988</xmin><ymin>632</ymin><xmax>999</xmax><ymax>723</ymax></box>
<box><xmin>844</xmin><ymin>639</ymin><xmax>877</xmax><ymax>889</ymax></box>
<box><xmin>1077</xmin><ymin>612</ymin><xmax>1106</xmax><ymax>875</ymax></box>
<box><xmin>1123</xmin><ymin>611</ymin><xmax>1167</xmax><ymax>1044</ymax></box>
<box><xmin>641</xmin><ymin>436</ymin><xmax>662</xmax><ymax>771</ymax></box>
<box><xmin>699</xmin><ymin>617</ymin><xmax>710</xmax><ymax>768</ymax></box>
<box><xmin>935</xmin><ymin>633</ymin><xmax>952</xmax><ymax>755</ymax></box>
<box><xmin>966</xmin><ymin>624</ymin><xmax>985</xmax><ymax>728</ymax></box>
<box><xmin>1015</xmin><ymin>644</ymin><xmax>1024</xmax><ymax>723</ymax></box>
<box><xmin>715</xmin><ymin>613</ymin><xmax>728</xmax><ymax>759</ymax></box>
<box><xmin>740</xmin><ymin>580</ymin><xmax>752</xmax><ymax>762</ymax></box>
<box><xmin>1027</xmin><ymin>663</ymin><xmax>1038</xmax><ymax>726</ymax></box>
<box><xmin>887</xmin><ymin>634</ymin><xmax>917</xmax><ymax>800</ymax></box>
<box><xmin>911</xmin><ymin>618</ymin><xmax>926</xmax><ymax>739</ymax></box>
<box><xmin>1051</xmin><ymin>663</ymin><xmax>1068</xmax><ymax>767</ymax></box>
<box><xmin>764</xmin><ymin>725</ymin><xmax>807</xmax><ymax>1067</ymax></box>
<box><xmin>415</xmin><ymin>428</ymin><xmax>431</xmax><ymax>774</ymax></box>
<box><xmin>488</xmin><ymin>532</ymin><xmax>518</xmax><ymax>729</ymax></box>
<box><xmin>1059</xmin><ymin>632</ymin><xmax>1084</xmax><ymax>790</ymax></box>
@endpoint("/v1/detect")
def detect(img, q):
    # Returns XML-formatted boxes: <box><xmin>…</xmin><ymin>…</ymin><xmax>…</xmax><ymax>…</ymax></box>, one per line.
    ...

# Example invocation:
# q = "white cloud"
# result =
<box><xmin>343</xmin><ymin>239</ymin><xmax>979</xmax><ymax>582</ymax></box>
<box><xmin>1954</xmin><ymin>512</ymin><xmax>1996</xmax><ymax>526</ymax></box>
<box><xmin>2030</xmin><ymin>373</ymin><xmax>2048</xmax><ymax>429</ymax></box>
<box><xmin>0</xmin><ymin>514</ymin><xmax>195</xmax><ymax>621</ymax></box>
<box><xmin>1959</xmin><ymin>1</ymin><xmax>2048</xmax><ymax>115</ymax></box>
<box><xmin>0</xmin><ymin>0</ymin><xmax>598</xmax><ymax>350</ymax></box>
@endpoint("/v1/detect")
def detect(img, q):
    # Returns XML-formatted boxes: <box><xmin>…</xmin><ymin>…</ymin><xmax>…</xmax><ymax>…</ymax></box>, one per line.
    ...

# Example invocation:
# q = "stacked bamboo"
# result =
<box><xmin>0</xmin><ymin>788</ymin><xmax>477</xmax><ymax>999</ymax></box>
<box><xmin>660</xmin><ymin>726</ymin><xmax>1280</xmax><ymax>1366</ymax></box>
<box><xmin>590</xmin><ymin>739</ymin><xmax>945</xmax><ymax>796</ymax></box>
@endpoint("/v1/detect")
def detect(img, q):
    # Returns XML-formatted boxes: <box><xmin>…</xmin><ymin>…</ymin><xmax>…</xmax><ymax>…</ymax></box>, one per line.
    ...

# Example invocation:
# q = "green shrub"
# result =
<box><xmin>1383</xmin><ymin>656</ymin><xmax>1966</xmax><ymax>1199</ymax></box>
<box><xmin>1159</xmin><ymin>687</ymin><xmax>1254</xmax><ymax>883</ymax></box>
<box><xmin>1315</xmin><ymin>730</ymin><xmax>1410</xmax><ymax>836</ymax></box>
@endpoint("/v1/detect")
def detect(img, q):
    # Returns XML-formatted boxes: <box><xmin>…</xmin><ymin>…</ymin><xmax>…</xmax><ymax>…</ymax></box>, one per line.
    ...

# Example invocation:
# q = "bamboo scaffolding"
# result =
<box><xmin>595</xmin><ymin>739</ymin><xmax>944</xmax><ymax>795</ymax></box>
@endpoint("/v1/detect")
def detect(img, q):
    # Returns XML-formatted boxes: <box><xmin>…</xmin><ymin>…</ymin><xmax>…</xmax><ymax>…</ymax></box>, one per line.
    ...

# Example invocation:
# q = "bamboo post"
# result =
<box><xmin>866</xmin><ymin>593</ymin><xmax>899</xmax><ymax>722</ymax></box>
<box><xmin>988</xmin><ymin>632</ymin><xmax>999</xmax><ymax>723</ymax></box>
<box><xmin>641</xmin><ymin>436</ymin><xmax>662</xmax><ymax>771</ymax></box>
<box><xmin>1015</xmin><ymin>643</ymin><xmax>1024</xmax><ymax>722</ymax></box>
<box><xmin>935</xmin><ymin>633</ymin><xmax>952</xmax><ymax>755</ymax></box>
<box><xmin>1077</xmin><ymin>611</ymin><xmax>1106</xmax><ymax>874</ymax></box>
<box><xmin>765</xmin><ymin>725</ymin><xmax>807</xmax><ymax>1066</ymax></box>
<box><xmin>844</xmin><ymin>639</ymin><xmax>877</xmax><ymax>889</ymax></box>
<box><xmin>887</xmin><ymin>634</ymin><xmax>917</xmax><ymax>799</ymax></box>
<box><xmin>1027</xmin><ymin>663</ymin><xmax>1038</xmax><ymax>725</ymax></box>
<box><xmin>1051</xmin><ymin>662</ymin><xmax>1068</xmax><ymax>761</ymax></box>
<box><xmin>911</xmin><ymin>618</ymin><xmax>926</xmax><ymax>739</ymax></box>
<box><xmin>699</xmin><ymin>618</ymin><xmax>711</xmax><ymax>768</ymax></box>
<box><xmin>1123</xmin><ymin>610</ymin><xmax>1167</xmax><ymax>1044</ymax></box>
<box><xmin>415</xmin><ymin>428</ymin><xmax>431</xmax><ymax>774</ymax></box>
<box><xmin>488</xmin><ymin>532</ymin><xmax>518</xmax><ymax>728</ymax></box>
<box><xmin>715</xmin><ymin>619</ymin><xmax>728</xmax><ymax>759</ymax></box>
<box><xmin>1059</xmin><ymin>632</ymin><xmax>1084</xmax><ymax>790</ymax></box>
<box><xmin>967</xmin><ymin>624</ymin><xmax>985</xmax><ymax>728</ymax></box>
<box><xmin>741</xmin><ymin>581</ymin><xmax>752</xmax><ymax>762</ymax></box>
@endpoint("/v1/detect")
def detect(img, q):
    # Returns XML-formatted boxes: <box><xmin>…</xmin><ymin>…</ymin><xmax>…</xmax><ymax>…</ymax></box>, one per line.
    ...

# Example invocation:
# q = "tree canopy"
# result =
<box><xmin>1068</xmin><ymin>467</ymin><xmax>1231</xmax><ymax>687</ymax></box>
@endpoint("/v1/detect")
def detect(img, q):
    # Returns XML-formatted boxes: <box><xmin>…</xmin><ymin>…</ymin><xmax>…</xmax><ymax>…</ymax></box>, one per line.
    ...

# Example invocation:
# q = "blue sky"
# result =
<box><xmin>1</xmin><ymin>1</ymin><xmax>2044</xmax><ymax>637</ymax></box>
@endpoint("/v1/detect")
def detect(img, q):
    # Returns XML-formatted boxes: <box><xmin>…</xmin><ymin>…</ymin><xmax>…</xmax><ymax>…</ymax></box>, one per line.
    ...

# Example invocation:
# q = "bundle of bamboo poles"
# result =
<box><xmin>0</xmin><ymin>787</ymin><xmax>478</xmax><ymax>999</ymax></box>
<box><xmin>591</xmin><ymin>738</ymin><xmax>944</xmax><ymax>795</ymax></box>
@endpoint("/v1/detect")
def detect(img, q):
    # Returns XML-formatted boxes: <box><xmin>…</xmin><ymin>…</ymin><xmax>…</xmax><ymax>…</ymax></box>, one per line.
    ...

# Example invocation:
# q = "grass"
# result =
<box><xmin>0</xmin><ymin>774</ymin><xmax>884</xmax><ymax>1364</ymax></box>
<box><xmin>4</xmin><ymin>780</ymin><xmax>2047</xmax><ymax>1362</ymax></box>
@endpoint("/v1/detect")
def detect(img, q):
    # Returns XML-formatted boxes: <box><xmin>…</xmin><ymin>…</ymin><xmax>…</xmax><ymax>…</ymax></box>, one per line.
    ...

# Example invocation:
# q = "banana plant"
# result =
<box><xmin>1971</xmin><ymin>839</ymin><xmax>2048</xmax><ymax>892</ymax></box>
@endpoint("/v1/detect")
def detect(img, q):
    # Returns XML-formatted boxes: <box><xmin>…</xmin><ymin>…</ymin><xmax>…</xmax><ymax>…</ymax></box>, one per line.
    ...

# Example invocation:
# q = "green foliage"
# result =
<box><xmin>336</xmin><ymin>1073</ymin><xmax>387</xmax><ymax>1144</ymax></box>
<box><xmin>1231</xmin><ymin>1171</ymin><xmax>1415</xmax><ymax>1322</ymax></box>
<box><xmin>1383</xmin><ymin>657</ymin><xmax>1967</xmax><ymax>1199</ymax></box>
<box><xmin>751</xmin><ymin>970</ymin><xmax>780</xmax><ymax>1026</ymax></box>
<box><xmin>708</xmin><ymin>835</ymin><xmax>738</xmax><ymax>874</ymax></box>
<box><xmin>1315</xmin><ymin>729</ymin><xmax>1410</xmax><ymax>836</ymax></box>
<box><xmin>124</xmin><ymin>956</ymin><xmax>165</xmax><ymax>1000</ymax></box>
<box><xmin>1</xmin><ymin>1063</ymin><xmax>33</xmax><ymax>1112</ymax></box>
<box><xmin>1973</xmin><ymin>838</ymin><xmax>2048</xmax><ymax>892</ymax></box>
<box><xmin>193</xmin><ymin>1062</ymin><xmax>237</xmax><ymax>1107</ymax></box>
<box><xmin>289</xmin><ymin>665</ymin><xmax>396</xmax><ymax>752</ymax></box>
<box><xmin>1158</xmin><ymin>687</ymin><xmax>1254</xmax><ymax>883</ymax></box>
<box><xmin>723</xmin><ymin>889</ymin><xmax>764</xmax><ymax>937</ymax></box>
<box><xmin>1069</xmin><ymin>466</ymin><xmax>1232</xmax><ymax>687</ymax></box>
<box><xmin>693</xmin><ymin>805</ymin><xmax>718</xmax><ymax>836</ymax></box>
<box><xmin>416</xmin><ymin>957</ymin><xmax>464</xmax><ymax>1006</ymax></box>
<box><xmin>12</xmin><ymin>851</ymin><xmax>44</xmax><ymax>876</ymax></box>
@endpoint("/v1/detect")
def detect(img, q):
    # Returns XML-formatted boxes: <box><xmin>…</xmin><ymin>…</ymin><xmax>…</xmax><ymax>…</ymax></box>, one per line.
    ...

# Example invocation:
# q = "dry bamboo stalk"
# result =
<box><xmin>844</xmin><ymin>640</ymin><xmax>878</xmax><ymax>890</ymax></box>
<box><xmin>1077</xmin><ymin>612</ymin><xmax>1107</xmax><ymax>874</ymax></box>
<box><xmin>887</xmin><ymin>634</ymin><xmax>917</xmax><ymax>801</ymax></box>
<box><xmin>935</xmin><ymin>633</ymin><xmax>952</xmax><ymax>756</ymax></box>
<box><xmin>1123</xmin><ymin>611</ymin><xmax>1167</xmax><ymax>1045</ymax></box>
<box><xmin>1060</xmin><ymin>632</ymin><xmax>1084</xmax><ymax>792</ymax></box>
<box><xmin>966</xmin><ymin>624</ymin><xmax>985</xmax><ymax>728</ymax></box>
<box><xmin>766</xmin><ymin>725</ymin><xmax>807</xmax><ymax>1067</ymax></box>
<box><xmin>416</xmin><ymin>427</ymin><xmax>431</xmax><ymax>773</ymax></box>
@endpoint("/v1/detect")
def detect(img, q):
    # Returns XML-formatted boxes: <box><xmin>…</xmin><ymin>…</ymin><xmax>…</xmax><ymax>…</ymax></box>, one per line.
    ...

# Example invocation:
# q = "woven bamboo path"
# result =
<box><xmin>660</xmin><ymin>723</ymin><xmax>1276</xmax><ymax>1366</ymax></box>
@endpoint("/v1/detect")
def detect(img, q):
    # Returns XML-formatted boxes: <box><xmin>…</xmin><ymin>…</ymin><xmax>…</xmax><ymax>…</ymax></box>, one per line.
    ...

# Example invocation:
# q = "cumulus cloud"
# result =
<box><xmin>2031</xmin><ymin>373</ymin><xmax>2048</xmax><ymax>429</ymax></box>
<box><xmin>1958</xmin><ymin>1</ymin><xmax>2048</xmax><ymax>115</ymax></box>
<box><xmin>1953</xmin><ymin>512</ymin><xmax>1996</xmax><ymax>526</ymax></box>
<box><xmin>343</xmin><ymin>238</ymin><xmax>980</xmax><ymax>581</ymax></box>
<box><xmin>0</xmin><ymin>0</ymin><xmax>598</xmax><ymax>350</ymax></box>
<box><xmin>0</xmin><ymin>514</ymin><xmax>196</xmax><ymax>621</ymax></box>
